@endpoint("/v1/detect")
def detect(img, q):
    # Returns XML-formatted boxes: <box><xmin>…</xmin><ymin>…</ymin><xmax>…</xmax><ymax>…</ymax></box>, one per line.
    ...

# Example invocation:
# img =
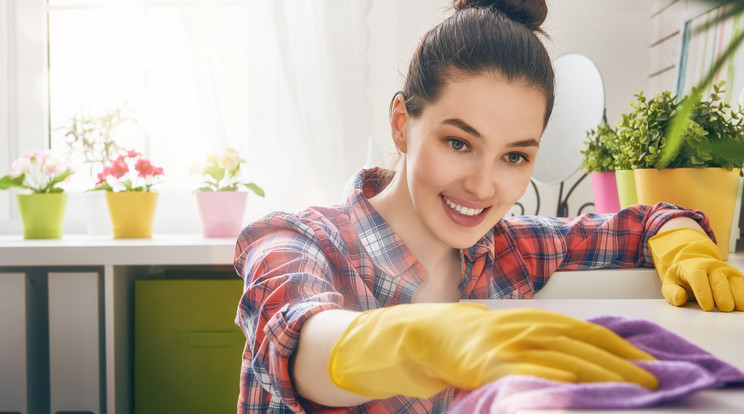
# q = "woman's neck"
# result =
<box><xmin>368</xmin><ymin>167</ymin><xmax>458</xmax><ymax>271</ymax></box>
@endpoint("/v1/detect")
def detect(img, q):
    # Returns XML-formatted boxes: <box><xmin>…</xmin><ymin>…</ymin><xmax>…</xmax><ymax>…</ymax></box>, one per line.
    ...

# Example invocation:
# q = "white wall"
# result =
<box><xmin>535</xmin><ymin>0</ymin><xmax>652</xmax><ymax>216</ymax></box>
<box><xmin>365</xmin><ymin>1</ymin><xmax>653</xmax><ymax>217</ymax></box>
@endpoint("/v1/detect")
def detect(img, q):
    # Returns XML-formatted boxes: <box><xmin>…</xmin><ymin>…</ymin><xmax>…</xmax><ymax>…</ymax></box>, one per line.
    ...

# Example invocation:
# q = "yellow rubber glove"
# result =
<box><xmin>328</xmin><ymin>303</ymin><xmax>658</xmax><ymax>399</ymax></box>
<box><xmin>649</xmin><ymin>227</ymin><xmax>744</xmax><ymax>312</ymax></box>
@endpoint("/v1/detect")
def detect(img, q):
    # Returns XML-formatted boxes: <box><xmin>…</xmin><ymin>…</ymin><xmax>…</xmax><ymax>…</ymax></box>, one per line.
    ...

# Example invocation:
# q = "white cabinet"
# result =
<box><xmin>0</xmin><ymin>235</ymin><xmax>236</xmax><ymax>414</ymax></box>
<box><xmin>0</xmin><ymin>272</ymin><xmax>28</xmax><ymax>414</ymax></box>
<box><xmin>48</xmin><ymin>272</ymin><xmax>101</xmax><ymax>414</ymax></box>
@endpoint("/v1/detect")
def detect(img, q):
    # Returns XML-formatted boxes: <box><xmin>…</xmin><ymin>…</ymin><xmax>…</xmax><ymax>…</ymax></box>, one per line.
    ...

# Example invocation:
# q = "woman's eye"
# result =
<box><xmin>506</xmin><ymin>152</ymin><xmax>527</xmax><ymax>165</ymax></box>
<box><xmin>447</xmin><ymin>138</ymin><xmax>467</xmax><ymax>151</ymax></box>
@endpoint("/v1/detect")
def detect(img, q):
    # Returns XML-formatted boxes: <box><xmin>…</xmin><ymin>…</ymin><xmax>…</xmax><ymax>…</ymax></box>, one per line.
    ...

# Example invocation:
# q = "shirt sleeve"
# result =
<box><xmin>499</xmin><ymin>202</ymin><xmax>713</xmax><ymax>279</ymax></box>
<box><xmin>234</xmin><ymin>223</ymin><xmax>346</xmax><ymax>412</ymax></box>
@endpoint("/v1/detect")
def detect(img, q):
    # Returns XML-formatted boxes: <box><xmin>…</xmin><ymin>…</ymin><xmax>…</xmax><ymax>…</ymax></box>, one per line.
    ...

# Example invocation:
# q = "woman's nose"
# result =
<box><xmin>462</xmin><ymin>162</ymin><xmax>496</xmax><ymax>200</ymax></box>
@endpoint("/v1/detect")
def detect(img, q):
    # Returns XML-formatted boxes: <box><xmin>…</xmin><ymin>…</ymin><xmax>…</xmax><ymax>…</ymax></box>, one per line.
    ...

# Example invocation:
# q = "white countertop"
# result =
<box><xmin>0</xmin><ymin>234</ymin><xmax>236</xmax><ymax>266</ymax></box>
<box><xmin>466</xmin><ymin>299</ymin><xmax>744</xmax><ymax>413</ymax></box>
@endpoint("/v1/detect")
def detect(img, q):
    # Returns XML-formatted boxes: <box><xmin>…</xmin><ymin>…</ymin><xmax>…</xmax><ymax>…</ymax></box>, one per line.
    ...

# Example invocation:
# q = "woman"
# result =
<box><xmin>234</xmin><ymin>0</ymin><xmax>744</xmax><ymax>412</ymax></box>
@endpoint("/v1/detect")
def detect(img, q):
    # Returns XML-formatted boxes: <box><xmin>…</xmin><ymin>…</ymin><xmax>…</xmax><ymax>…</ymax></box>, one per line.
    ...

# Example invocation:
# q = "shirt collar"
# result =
<box><xmin>347</xmin><ymin>168</ymin><xmax>494</xmax><ymax>274</ymax></box>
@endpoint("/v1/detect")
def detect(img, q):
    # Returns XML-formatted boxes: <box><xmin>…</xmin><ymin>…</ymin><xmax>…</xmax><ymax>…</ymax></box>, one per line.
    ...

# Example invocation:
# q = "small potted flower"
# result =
<box><xmin>190</xmin><ymin>147</ymin><xmax>264</xmax><ymax>238</ymax></box>
<box><xmin>57</xmin><ymin>104</ymin><xmax>135</xmax><ymax>235</ymax></box>
<box><xmin>91</xmin><ymin>149</ymin><xmax>165</xmax><ymax>238</ymax></box>
<box><xmin>0</xmin><ymin>150</ymin><xmax>75</xmax><ymax>239</ymax></box>
<box><xmin>580</xmin><ymin>123</ymin><xmax>620</xmax><ymax>214</ymax></box>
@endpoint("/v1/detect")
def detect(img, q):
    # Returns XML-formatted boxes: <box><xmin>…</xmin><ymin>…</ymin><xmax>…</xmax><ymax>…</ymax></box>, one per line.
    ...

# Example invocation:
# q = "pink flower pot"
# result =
<box><xmin>590</xmin><ymin>171</ymin><xmax>620</xmax><ymax>214</ymax></box>
<box><xmin>196</xmin><ymin>191</ymin><xmax>248</xmax><ymax>238</ymax></box>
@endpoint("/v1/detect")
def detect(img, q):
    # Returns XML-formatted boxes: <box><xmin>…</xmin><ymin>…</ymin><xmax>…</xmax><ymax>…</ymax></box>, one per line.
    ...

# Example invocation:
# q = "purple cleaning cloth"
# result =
<box><xmin>449</xmin><ymin>315</ymin><xmax>744</xmax><ymax>414</ymax></box>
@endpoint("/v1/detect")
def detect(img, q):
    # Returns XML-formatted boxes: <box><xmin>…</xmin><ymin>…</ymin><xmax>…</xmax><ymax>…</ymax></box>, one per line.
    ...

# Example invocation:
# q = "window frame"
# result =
<box><xmin>2</xmin><ymin>0</ymin><xmax>212</xmax><ymax>235</ymax></box>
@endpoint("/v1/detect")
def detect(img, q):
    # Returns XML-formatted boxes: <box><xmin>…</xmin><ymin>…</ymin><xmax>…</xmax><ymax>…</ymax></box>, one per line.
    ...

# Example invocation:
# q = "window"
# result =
<box><xmin>4</xmin><ymin>0</ymin><xmax>379</xmax><ymax>233</ymax></box>
<box><xmin>48</xmin><ymin>0</ymin><xmax>273</xmax><ymax>193</ymax></box>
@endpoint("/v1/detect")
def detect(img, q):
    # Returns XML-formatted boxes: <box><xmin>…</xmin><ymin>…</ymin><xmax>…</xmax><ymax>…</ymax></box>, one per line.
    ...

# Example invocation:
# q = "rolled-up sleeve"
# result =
<box><xmin>501</xmin><ymin>202</ymin><xmax>712</xmax><ymax>279</ymax></box>
<box><xmin>234</xmin><ymin>223</ymin><xmax>345</xmax><ymax>412</ymax></box>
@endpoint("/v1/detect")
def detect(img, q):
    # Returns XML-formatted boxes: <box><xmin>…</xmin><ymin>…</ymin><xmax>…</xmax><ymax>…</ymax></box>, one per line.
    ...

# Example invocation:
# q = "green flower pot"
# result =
<box><xmin>17</xmin><ymin>193</ymin><xmax>69</xmax><ymax>239</ymax></box>
<box><xmin>614</xmin><ymin>169</ymin><xmax>638</xmax><ymax>209</ymax></box>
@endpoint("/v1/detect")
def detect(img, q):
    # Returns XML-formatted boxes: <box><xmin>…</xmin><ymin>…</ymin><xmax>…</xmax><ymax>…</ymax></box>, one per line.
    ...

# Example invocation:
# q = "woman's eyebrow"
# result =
<box><xmin>442</xmin><ymin>118</ymin><xmax>540</xmax><ymax>148</ymax></box>
<box><xmin>507</xmin><ymin>139</ymin><xmax>540</xmax><ymax>148</ymax></box>
<box><xmin>441</xmin><ymin>118</ymin><xmax>481</xmax><ymax>138</ymax></box>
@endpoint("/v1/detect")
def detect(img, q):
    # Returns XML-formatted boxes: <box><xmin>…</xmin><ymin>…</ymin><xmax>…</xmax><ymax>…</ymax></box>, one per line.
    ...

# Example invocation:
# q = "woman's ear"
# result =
<box><xmin>390</xmin><ymin>93</ymin><xmax>408</xmax><ymax>154</ymax></box>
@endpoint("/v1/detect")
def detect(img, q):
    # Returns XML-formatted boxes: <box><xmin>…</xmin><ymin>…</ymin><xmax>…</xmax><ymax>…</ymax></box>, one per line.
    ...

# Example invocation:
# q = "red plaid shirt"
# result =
<box><xmin>233</xmin><ymin>168</ymin><xmax>711</xmax><ymax>413</ymax></box>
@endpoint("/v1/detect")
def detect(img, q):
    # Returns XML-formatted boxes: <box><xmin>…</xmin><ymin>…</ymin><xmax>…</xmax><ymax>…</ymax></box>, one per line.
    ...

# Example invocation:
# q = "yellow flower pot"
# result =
<box><xmin>634</xmin><ymin>168</ymin><xmax>741</xmax><ymax>260</ymax></box>
<box><xmin>17</xmin><ymin>193</ymin><xmax>69</xmax><ymax>239</ymax></box>
<box><xmin>106</xmin><ymin>192</ymin><xmax>159</xmax><ymax>238</ymax></box>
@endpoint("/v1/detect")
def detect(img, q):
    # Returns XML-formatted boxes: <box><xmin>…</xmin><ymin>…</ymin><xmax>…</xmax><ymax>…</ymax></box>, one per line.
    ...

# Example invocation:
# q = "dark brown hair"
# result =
<box><xmin>400</xmin><ymin>0</ymin><xmax>554</xmax><ymax>126</ymax></box>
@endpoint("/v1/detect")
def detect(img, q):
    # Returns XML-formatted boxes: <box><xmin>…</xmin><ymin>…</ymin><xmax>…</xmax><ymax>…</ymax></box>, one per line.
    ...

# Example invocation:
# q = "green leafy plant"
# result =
<box><xmin>580</xmin><ymin>123</ymin><xmax>618</xmax><ymax>173</ymax></box>
<box><xmin>190</xmin><ymin>147</ymin><xmax>265</xmax><ymax>196</ymax></box>
<box><xmin>613</xmin><ymin>83</ymin><xmax>744</xmax><ymax>170</ymax></box>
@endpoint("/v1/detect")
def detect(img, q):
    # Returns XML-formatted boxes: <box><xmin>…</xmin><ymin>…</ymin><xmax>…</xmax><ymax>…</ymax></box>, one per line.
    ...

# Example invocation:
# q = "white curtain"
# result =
<box><xmin>177</xmin><ymin>0</ymin><xmax>372</xmax><ymax>214</ymax></box>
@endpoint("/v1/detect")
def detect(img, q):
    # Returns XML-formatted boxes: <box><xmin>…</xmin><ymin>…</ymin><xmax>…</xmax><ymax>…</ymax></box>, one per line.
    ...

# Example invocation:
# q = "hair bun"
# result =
<box><xmin>452</xmin><ymin>0</ymin><xmax>547</xmax><ymax>30</ymax></box>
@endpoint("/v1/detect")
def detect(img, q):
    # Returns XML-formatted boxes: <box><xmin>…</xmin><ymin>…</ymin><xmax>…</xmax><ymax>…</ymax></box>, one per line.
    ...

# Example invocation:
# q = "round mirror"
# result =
<box><xmin>532</xmin><ymin>53</ymin><xmax>605</xmax><ymax>185</ymax></box>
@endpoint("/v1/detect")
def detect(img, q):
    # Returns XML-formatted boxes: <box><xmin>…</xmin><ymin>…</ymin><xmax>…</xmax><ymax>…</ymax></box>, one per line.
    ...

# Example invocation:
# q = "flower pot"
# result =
<box><xmin>615</xmin><ymin>169</ymin><xmax>638</xmax><ymax>209</ymax></box>
<box><xmin>196</xmin><ymin>191</ymin><xmax>248</xmax><ymax>238</ymax></box>
<box><xmin>106</xmin><ymin>192</ymin><xmax>159</xmax><ymax>238</ymax></box>
<box><xmin>590</xmin><ymin>171</ymin><xmax>620</xmax><ymax>214</ymax></box>
<box><xmin>17</xmin><ymin>193</ymin><xmax>69</xmax><ymax>239</ymax></box>
<box><xmin>634</xmin><ymin>167</ymin><xmax>740</xmax><ymax>260</ymax></box>
<box><xmin>84</xmin><ymin>191</ymin><xmax>112</xmax><ymax>235</ymax></box>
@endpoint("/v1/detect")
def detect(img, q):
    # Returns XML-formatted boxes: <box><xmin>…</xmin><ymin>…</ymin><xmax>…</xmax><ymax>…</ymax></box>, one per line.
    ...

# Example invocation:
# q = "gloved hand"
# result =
<box><xmin>328</xmin><ymin>303</ymin><xmax>658</xmax><ymax>399</ymax></box>
<box><xmin>649</xmin><ymin>227</ymin><xmax>744</xmax><ymax>312</ymax></box>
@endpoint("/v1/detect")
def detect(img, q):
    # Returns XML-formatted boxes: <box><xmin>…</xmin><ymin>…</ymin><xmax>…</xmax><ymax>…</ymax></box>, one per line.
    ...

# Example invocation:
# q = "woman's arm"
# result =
<box><xmin>292</xmin><ymin>310</ymin><xmax>372</xmax><ymax>407</ymax></box>
<box><xmin>656</xmin><ymin>216</ymin><xmax>706</xmax><ymax>234</ymax></box>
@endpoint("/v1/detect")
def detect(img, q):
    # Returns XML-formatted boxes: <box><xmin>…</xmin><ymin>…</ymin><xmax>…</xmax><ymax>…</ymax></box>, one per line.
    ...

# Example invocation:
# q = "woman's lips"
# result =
<box><xmin>441</xmin><ymin>195</ymin><xmax>489</xmax><ymax>227</ymax></box>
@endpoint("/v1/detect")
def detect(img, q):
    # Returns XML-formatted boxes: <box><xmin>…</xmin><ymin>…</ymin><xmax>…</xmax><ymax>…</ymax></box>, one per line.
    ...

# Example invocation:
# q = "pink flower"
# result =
<box><xmin>37</xmin><ymin>152</ymin><xmax>49</xmax><ymax>166</ymax></box>
<box><xmin>135</xmin><ymin>158</ymin><xmax>156</xmax><ymax>178</ymax></box>
<box><xmin>109</xmin><ymin>158</ymin><xmax>129</xmax><ymax>179</ymax></box>
<box><xmin>127</xmin><ymin>149</ymin><xmax>142</xmax><ymax>158</ymax></box>
<box><xmin>42</xmin><ymin>157</ymin><xmax>66</xmax><ymax>177</ymax></box>
<box><xmin>96</xmin><ymin>166</ymin><xmax>111</xmax><ymax>185</ymax></box>
<box><xmin>154</xmin><ymin>167</ymin><xmax>164</xmax><ymax>175</ymax></box>
<box><xmin>10</xmin><ymin>158</ymin><xmax>30</xmax><ymax>178</ymax></box>
<box><xmin>22</xmin><ymin>149</ymin><xmax>41</xmax><ymax>160</ymax></box>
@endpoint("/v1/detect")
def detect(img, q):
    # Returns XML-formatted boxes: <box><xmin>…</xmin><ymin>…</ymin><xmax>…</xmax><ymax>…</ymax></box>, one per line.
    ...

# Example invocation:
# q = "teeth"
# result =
<box><xmin>443</xmin><ymin>196</ymin><xmax>484</xmax><ymax>217</ymax></box>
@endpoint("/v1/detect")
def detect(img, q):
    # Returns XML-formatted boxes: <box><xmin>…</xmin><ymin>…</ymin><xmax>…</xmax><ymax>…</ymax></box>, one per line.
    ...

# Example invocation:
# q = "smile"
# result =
<box><xmin>442</xmin><ymin>196</ymin><xmax>485</xmax><ymax>217</ymax></box>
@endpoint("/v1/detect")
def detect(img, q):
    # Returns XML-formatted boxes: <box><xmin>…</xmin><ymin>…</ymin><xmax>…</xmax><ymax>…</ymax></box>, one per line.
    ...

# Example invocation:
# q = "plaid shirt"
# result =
<box><xmin>233</xmin><ymin>168</ymin><xmax>711</xmax><ymax>414</ymax></box>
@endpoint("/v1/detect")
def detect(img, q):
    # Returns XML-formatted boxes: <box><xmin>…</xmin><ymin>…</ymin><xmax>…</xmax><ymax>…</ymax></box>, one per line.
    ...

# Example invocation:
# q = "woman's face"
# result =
<box><xmin>393</xmin><ymin>73</ymin><xmax>546</xmax><ymax>249</ymax></box>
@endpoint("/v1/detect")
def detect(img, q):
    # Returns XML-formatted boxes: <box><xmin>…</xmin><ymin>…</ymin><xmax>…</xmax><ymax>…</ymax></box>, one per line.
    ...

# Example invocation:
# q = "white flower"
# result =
<box><xmin>218</xmin><ymin>148</ymin><xmax>242</xmax><ymax>173</ymax></box>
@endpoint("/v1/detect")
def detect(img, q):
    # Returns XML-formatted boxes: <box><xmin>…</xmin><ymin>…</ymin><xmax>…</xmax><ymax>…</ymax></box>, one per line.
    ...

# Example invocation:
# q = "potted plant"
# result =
<box><xmin>0</xmin><ymin>150</ymin><xmax>75</xmax><ymax>239</ymax></box>
<box><xmin>615</xmin><ymin>83</ymin><xmax>744</xmax><ymax>259</ymax></box>
<box><xmin>90</xmin><ymin>149</ymin><xmax>165</xmax><ymax>238</ymax></box>
<box><xmin>609</xmin><ymin>90</ymin><xmax>682</xmax><ymax>209</ymax></box>
<box><xmin>57</xmin><ymin>104</ymin><xmax>135</xmax><ymax>235</ymax></box>
<box><xmin>580</xmin><ymin>123</ymin><xmax>620</xmax><ymax>214</ymax></box>
<box><xmin>190</xmin><ymin>147</ymin><xmax>264</xmax><ymax>238</ymax></box>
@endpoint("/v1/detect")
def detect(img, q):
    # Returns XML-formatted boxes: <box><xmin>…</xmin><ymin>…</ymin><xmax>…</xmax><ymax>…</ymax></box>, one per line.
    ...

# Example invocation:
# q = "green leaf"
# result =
<box><xmin>46</xmin><ymin>171</ymin><xmax>74</xmax><ymax>190</ymax></box>
<box><xmin>243</xmin><ymin>182</ymin><xmax>265</xmax><ymax>197</ymax></box>
<box><xmin>86</xmin><ymin>183</ymin><xmax>113</xmax><ymax>192</ymax></box>
<box><xmin>0</xmin><ymin>174</ymin><xmax>26</xmax><ymax>190</ymax></box>
<box><xmin>205</xmin><ymin>166</ymin><xmax>225</xmax><ymax>183</ymax></box>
